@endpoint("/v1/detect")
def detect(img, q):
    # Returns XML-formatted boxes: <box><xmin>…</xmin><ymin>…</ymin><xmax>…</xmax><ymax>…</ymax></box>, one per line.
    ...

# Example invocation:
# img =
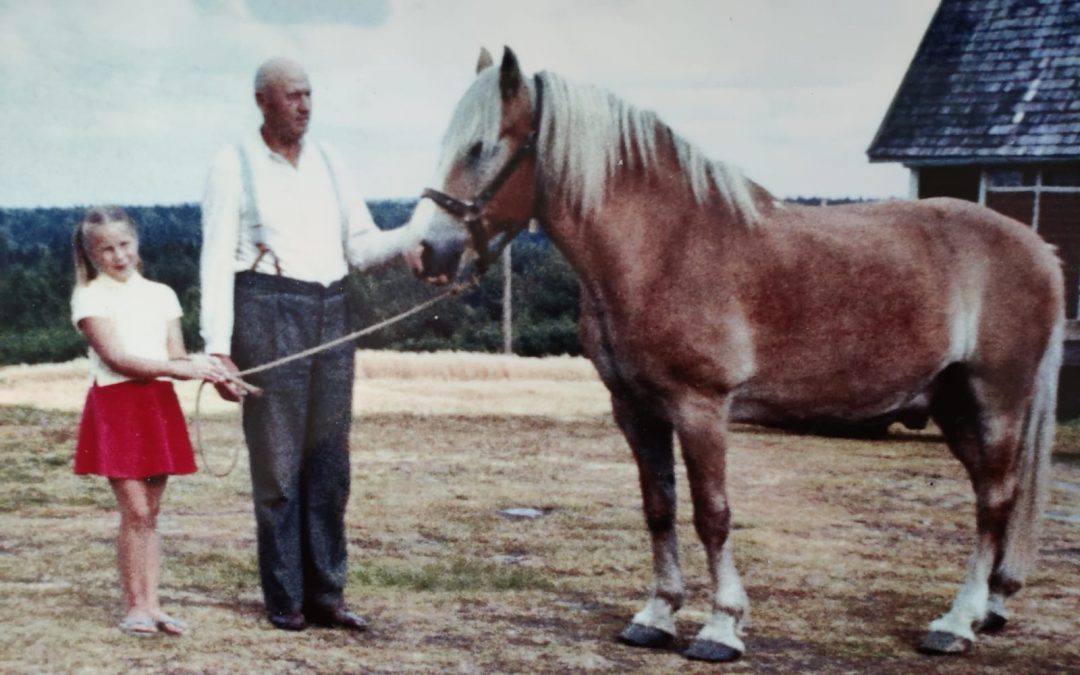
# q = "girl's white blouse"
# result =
<box><xmin>70</xmin><ymin>273</ymin><xmax>183</xmax><ymax>386</ymax></box>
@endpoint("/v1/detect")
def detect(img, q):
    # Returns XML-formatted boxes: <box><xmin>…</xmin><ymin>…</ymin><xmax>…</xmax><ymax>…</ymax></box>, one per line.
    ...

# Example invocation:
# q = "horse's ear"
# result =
<box><xmin>499</xmin><ymin>46</ymin><xmax>523</xmax><ymax>102</ymax></box>
<box><xmin>476</xmin><ymin>47</ymin><xmax>494</xmax><ymax>74</ymax></box>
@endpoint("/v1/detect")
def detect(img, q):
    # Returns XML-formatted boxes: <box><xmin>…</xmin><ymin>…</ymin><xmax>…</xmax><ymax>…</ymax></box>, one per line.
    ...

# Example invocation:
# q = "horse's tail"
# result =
<box><xmin>999</xmin><ymin>313</ymin><xmax>1062</xmax><ymax>590</ymax></box>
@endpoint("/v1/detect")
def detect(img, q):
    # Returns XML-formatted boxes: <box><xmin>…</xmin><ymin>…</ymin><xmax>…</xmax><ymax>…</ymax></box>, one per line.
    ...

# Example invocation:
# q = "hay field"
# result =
<box><xmin>0</xmin><ymin>351</ymin><xmax>610</xmax><ymax>418</ymax></box>
<box><xmin>1</xmin><ymin>352</ymin><xmax>1079</xmax><ymax>674</ymax></box>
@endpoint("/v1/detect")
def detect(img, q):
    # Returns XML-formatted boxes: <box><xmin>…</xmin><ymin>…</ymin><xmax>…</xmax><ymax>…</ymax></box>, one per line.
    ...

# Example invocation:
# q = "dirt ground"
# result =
<box><xmin>0</xmin><ymin>366</ymin><xmax>1078</xmax><ymax>674</ymax></box>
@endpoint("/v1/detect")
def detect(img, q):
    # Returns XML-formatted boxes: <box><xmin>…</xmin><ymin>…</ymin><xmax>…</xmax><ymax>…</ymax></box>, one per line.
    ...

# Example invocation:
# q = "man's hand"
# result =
<box><xmin>211</xmin><ymin>354</ymin><xmax>244</xmax><ymax>402</ymax></box>
<box><xmin>403</xmin><ymin>243</ymin><xmax>449</xmax><ymax>286</ymax></box>
<box><xmin>402</xmin><ymin>242</ymin><xmax>425</xmax><ymax>276</ymax></box>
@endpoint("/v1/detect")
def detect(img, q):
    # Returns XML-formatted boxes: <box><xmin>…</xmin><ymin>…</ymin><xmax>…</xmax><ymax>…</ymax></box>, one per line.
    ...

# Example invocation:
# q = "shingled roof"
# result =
<box><xmin>867</xmin><ymin>0</ymin><xmax>1080</xmax><ymax>165</ymax></box>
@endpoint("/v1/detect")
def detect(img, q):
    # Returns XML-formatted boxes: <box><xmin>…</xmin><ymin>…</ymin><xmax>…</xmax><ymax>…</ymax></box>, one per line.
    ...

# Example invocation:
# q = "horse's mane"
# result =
<box><xmin>536</xmin><ymin>72</ymin><xmax>760</xmax><ymax>225</ymax></box>
<box><xmin>438</xmin><ymin>68</ymin><xmax>761</xmax><ymax>226</ymax></box>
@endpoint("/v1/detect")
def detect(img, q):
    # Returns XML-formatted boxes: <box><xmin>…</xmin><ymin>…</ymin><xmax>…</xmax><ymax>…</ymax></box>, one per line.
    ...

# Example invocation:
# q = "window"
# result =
<box><xmin>980</xmin><ymin>163</ymin><xmax>1080</xmax><ymax>318</ymax></box>
<box><xmin>1044</xmin><ymin>167</ymin><xmax>1080</xmax><ymax>187</ymax></box>
<box><xmin>986</xmin><ymin>169</ymin><xmax>1037</xmax><ymax>188</ymax></box>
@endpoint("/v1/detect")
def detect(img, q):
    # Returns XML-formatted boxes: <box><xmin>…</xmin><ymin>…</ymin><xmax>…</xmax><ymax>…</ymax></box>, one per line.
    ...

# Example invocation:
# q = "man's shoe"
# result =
<box><xmin>268</xmin><ymin>610</ymin><xmax>307</xmax><ymax>631</ymax></box>
<box><xmin>309</xmin><ymin>604</ymin><xmax>368</xmax><ymax>632</ymax></box>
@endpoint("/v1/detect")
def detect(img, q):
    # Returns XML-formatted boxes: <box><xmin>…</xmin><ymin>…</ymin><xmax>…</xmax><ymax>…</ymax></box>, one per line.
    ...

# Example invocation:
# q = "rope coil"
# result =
<box><xmin>194</xmin><ymin>277</ymin><xmax>479</xmax><ymax>477</ymax></box>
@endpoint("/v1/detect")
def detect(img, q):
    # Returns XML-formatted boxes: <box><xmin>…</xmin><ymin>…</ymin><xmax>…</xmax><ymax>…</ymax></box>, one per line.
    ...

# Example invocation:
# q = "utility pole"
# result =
<box><xmin>502</xmin><ymin>242</ymin><xmax>513</xmax><ymax>354</ymax></box>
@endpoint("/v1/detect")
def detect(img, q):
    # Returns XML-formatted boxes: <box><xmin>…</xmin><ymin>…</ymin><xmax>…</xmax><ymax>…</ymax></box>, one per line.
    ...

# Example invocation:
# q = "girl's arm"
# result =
<box><xmin>78</xmin><ymin>317</ymin><xmax>223</xmax><ymax>382</ymax></box>
<box><xmin>166</xmin><ymin>318</ymin><xmax>187</xmax><ymax>360</ymax></box>
<box><xmin>165</xmin><ymin>319</ymin><xmax>228</xmax><ymax>381</ymax></box>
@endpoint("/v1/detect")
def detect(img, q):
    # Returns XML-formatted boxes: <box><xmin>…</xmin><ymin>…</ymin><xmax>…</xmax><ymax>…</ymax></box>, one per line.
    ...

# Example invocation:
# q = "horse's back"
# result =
<box><xmin>728</xmin><ymin>197</ymin><xmax>1062</xmax><ymax>422</ymax></box>
<box><xmin>853</xmin><ymin>198</ymin><xmax>1064</xmax><ymax>355</ymax></box>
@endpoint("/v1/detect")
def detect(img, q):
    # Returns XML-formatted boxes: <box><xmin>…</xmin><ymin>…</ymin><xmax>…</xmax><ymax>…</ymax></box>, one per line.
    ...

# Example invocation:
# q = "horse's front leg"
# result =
<box><xmin>611</xmin><ymin>395</ymin><xmax>683</xmax><ymax>650</ymax></box>
<box><xmin>673</xmin><ymin>394</ymin><xmax>748</xmax><ymax>662</ymax></box>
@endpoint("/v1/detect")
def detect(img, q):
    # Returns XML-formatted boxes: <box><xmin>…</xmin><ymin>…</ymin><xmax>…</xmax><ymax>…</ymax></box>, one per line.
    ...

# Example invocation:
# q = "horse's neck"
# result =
<box><xmin>541</xmin><ymin>195</ymin><xmax>698</xmax><ymax>308</ymax></box>
<box><xmin>540</xmin><ymin>159</ymin><xmax>762</xmax><ymax>280</ymax></box>
<box><xmin>540</xmin><ymin>204</ymin><xmax>617</xmax><ymax>287</ymax></box>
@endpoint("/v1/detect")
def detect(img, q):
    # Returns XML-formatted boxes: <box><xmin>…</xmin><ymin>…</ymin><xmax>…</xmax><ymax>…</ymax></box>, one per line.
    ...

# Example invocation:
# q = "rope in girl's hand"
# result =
<box><xmin>194</xmin><ymin>277</ymin><xmax>479</xmax><ymax>477</ymax></box>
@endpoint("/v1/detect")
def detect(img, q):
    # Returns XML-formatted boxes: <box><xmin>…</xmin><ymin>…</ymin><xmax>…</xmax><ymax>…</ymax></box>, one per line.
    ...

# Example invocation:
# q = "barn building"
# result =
<box><xmin>868</xmin><ymin>0</ymin><xmax>1080</xmax><ymax>321</ymax></box>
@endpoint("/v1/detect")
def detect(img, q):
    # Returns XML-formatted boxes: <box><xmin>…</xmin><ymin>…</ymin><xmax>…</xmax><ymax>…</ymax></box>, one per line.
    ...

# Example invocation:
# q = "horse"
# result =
<box><xmin>405</xmin><ymin>47</ymin><xmax>1064</xmax><ymax>663</ymax></box>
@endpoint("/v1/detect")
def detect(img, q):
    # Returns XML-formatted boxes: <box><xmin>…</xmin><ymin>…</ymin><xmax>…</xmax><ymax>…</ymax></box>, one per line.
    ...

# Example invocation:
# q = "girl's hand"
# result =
<box><xmin>209</xmin><ymin>354</ymin><xmax>245</xmax><ymax>402</ymax></box>
<box><xmin>170</xmin><ymin>354</ymin><xmax>230</xmax><ymax>383</ymax></box>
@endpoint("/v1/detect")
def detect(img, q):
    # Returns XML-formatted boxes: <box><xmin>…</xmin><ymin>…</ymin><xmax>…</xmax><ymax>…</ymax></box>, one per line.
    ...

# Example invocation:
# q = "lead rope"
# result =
<box><xmin>194</xmin><ymin>276</ymin><xmax>479</xmax><ymax>477</ymax></box>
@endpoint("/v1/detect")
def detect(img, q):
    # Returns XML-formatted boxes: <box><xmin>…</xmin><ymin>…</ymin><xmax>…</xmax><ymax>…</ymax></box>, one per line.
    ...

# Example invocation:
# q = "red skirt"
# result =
<box><xmin>74</xmin><ymin>379</ymin><xmax>197</xmax><ymax>479</ymax></box>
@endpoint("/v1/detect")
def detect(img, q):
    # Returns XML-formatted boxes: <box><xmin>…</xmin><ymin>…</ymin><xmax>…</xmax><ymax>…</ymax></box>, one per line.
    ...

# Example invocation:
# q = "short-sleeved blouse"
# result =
<box><xmin>70</xmin><ymin>273</ymin><xmax>183</xmax><ymax>386</ymax></box>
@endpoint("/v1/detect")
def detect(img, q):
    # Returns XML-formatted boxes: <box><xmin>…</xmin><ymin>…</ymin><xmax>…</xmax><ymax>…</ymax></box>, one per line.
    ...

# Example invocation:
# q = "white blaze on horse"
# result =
<box><xmin>407</xmin><ymin>47</ymin><xmax>1064</xmax><ymax>662</ymax></box>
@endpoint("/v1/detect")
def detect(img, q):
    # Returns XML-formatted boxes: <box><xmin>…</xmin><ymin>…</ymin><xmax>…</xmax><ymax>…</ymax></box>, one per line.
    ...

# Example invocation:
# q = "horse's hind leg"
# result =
<box><xmin>611</xmin><ymin>395</ymin><xmax>684</xmax><ymax>650</ymax></box>
<box><xmin>672</xmin><ymin>394</ymin><xmax>748</xmax><ymax>662</ymax></box>
<box><xmin>921</xmin><ymin>366</ymin><xmax>1027</xmax><ymax>655</ymax></box>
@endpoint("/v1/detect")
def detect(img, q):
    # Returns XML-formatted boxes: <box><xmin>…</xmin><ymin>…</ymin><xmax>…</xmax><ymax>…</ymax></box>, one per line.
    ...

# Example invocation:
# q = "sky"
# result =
<box><xmin>0</xmin><ymin>0</ymin><xmax>941</xmax><ymax>208</ymax></box>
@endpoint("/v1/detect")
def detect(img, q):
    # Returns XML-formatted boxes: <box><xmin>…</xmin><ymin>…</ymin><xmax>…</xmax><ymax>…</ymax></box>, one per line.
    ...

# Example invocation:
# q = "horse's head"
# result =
<box><xmin>408</xmin><ymin>47</ymin><xmax>542</xmax><ymax>280</ymax></box>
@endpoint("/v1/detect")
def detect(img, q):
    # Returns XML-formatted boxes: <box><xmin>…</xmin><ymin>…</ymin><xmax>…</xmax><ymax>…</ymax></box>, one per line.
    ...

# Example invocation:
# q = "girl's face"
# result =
<box><xmin>86</xmin><ymin>221</ymin><xmax>139</xmax><ymax>282</ymax></box>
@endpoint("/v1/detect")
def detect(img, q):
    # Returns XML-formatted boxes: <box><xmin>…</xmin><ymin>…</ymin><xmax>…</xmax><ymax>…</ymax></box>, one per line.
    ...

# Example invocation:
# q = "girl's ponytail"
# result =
<box><xmin>72</xmin><ymin>218</ymin><xmax>95</xmax><ymax>286</ymax></box>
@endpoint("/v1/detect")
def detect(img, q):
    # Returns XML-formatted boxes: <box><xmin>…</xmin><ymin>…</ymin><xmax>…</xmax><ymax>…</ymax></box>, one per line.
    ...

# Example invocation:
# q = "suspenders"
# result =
<box><xmin>236</xmin><ymin>143</ymin><xmax>348</xmax><ymax>276</ymax></box>
<box><xmin>318</xmin><ymin>145</ymin><xmax>349</xmax><ymax>242</ymax></box>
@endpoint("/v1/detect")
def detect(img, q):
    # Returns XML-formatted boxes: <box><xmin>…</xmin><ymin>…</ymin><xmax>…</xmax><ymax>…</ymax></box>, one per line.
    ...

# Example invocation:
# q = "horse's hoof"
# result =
<box><xmin>683</xmin><ymin>638</ymin><xmax>742</xmax><ymax>662</ymax></box>
<box><xmin>978</xmin><ymin>610</ymin><xmax>1008</xmax><ymax>634</ymax></box>
<box><xmin>618</xmin><ymin>622</ymin><xmax>674</xmax><ymax>650</ymax></box>
<box><xmin>918</xmin><ymin>630</ymin><xmax>972</xmax><ymax>655</ymax></box>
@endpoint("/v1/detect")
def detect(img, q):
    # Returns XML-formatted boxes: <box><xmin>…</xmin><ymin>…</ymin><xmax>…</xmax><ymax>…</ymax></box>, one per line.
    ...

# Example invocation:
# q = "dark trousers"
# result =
<box><xmin>231</xmin><ymin>271</ymin><xmax>355</xmax><ymax>616</ymax></box>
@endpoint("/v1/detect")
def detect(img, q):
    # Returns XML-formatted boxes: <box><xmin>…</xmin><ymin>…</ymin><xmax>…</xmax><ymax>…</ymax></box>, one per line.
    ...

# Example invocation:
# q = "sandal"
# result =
<box><xmin>119</xmin><ymin>616</ymin><xmax>159</xmax><ymax>637</ymax></box>
<box><xmin>154</xmin><ymin>613</ymin><xmax>188</xmax><ymax>636</ymax></box>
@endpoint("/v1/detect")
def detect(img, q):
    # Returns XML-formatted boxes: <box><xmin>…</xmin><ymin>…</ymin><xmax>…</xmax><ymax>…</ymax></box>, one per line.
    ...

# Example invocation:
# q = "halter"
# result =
<box><xmin>421</xmin><ymin>74</ymin><xmax>544</xmax><ymax>273</ymax></box>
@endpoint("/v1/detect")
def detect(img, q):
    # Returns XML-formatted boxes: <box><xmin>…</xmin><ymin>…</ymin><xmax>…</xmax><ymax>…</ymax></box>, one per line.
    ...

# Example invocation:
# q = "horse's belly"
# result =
<box><xmin>730</xmin><ymin>370</ymin><xmax>935</xmax><ymax>427</ymax></box>
<box><xmin>730</xmin><ymin>394</ymin><xmax>932</xmax><ymax>436</ymax></box>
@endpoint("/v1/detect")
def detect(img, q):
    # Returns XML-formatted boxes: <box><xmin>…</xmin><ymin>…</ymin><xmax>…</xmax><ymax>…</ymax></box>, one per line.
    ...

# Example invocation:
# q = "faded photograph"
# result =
<box><xmin>1</xmin><ymin>1</ymin><xmax>1078</xmax><ymax>673</ymax></box>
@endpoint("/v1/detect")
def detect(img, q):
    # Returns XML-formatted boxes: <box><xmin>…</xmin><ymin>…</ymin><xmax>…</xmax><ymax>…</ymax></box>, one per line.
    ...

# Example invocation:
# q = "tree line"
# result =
<box><xmin>0</xmin><ymin>198</ymin><xmax>871</xmax><ymax>366</ymax></box>
<box><xmin>0</xmin><ymin>202</ymin><xmax>580</xmax><ymax>364</ymax></box>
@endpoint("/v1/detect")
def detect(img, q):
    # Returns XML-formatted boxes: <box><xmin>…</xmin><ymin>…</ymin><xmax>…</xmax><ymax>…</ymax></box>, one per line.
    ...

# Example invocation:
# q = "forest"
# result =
<box><xmin>0</xmin><ymin>197</ymin><xmax>859</xmax><ymax>365</ymax></box>
<box><xmin>0</xmin><ymin>201</ymin><xmax>580</xmax><ymax>364</ymax></box>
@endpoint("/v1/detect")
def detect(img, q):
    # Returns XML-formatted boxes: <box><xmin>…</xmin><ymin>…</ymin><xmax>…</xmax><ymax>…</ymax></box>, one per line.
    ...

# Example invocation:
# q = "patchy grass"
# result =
<box><xmin>0</xmin><ymin>363</ymin><xmax>1078</xmax><ymax>673</ymax></box>
<box><xmin>351</xmin><ymin>558</ymin><xmax>555</xmax><ymax>593</ymax></box>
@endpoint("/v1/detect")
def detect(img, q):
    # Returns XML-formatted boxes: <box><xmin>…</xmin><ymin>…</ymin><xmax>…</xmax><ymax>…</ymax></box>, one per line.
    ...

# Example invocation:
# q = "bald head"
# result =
<box><xmin>254</xmin><ymin>58</ymin><xmax>312</xmax><ymax>147</ymax></box>
<box><xmin>254</xmin><ymin>58</ymin><xmax>308</xmax><ymax>96</ymax></box>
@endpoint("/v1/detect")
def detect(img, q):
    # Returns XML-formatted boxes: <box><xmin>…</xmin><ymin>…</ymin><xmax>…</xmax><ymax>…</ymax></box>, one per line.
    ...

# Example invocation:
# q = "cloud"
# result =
<box><xmin>0</xmin><ymin>0</ymin><xmax>938</xmax><ymax>206</ymax></box>
<box><xmin>244</xmin><ymin>0</ymin><xmax>391</xmax><ymax>26</ymax></box>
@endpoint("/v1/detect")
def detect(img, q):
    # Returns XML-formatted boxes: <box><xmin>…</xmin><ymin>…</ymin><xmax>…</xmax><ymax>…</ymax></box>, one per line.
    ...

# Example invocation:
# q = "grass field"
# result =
<box><xmin>0</xmin><ymin>351</ymin><xmax>609</xmax><ymax>418</ymax></box>
<box><xmin>1</xmin><ymin>353</ymin><xmax>1078</xmax><ymax>674</ymax></box>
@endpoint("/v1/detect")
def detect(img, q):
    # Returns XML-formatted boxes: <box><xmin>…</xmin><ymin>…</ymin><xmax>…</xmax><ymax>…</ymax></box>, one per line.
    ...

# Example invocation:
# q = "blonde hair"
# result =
<box><xmin>72</xmin><ymin>206</ymin><xmax>141</xmax><ymax>286</ymax></box>
<box><xmin>438</xmin><ymin>70</ymin><xmax>760</xmax><ymax>226</ymax></box>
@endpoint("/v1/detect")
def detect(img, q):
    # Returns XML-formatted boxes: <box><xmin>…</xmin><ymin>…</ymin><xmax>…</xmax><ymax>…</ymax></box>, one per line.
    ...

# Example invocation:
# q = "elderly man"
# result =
<box><xmin>200</xmin><ymin>58</ymin><xmax>422</xmax><ymax>632</ymax></box>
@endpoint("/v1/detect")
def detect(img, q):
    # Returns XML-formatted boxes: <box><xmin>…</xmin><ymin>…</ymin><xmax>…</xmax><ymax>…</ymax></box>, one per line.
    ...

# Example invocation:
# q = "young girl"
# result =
<box><xmin>71</xmin><ymin>206</ymin><xmax>226</xmax><ymax>637</ymax></box>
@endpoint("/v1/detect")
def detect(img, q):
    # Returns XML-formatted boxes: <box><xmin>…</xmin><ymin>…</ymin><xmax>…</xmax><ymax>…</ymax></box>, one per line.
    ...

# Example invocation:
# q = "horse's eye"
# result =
<box><xmin>467</xmin><ymin>142</ymin><xmax>484</xmax><ymax>162</ymax></box>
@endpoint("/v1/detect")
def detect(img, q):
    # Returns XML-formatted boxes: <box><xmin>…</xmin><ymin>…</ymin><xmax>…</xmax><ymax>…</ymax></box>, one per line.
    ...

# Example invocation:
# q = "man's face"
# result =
<box><xmin>258</xmin><ymin>70</ymin><xmax>311</xmax><ymax>144</ymax></box>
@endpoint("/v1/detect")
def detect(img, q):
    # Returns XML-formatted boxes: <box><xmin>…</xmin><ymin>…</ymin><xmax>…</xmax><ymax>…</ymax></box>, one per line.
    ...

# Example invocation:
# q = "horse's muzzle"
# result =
<box><xmin>419</xmin><ymin>238</ymin><xmax>466</xmax><ymax>280</ymax></box>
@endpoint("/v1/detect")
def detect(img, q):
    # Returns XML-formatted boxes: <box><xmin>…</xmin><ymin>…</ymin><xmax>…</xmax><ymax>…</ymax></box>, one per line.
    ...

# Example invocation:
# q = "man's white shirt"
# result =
<box><xmin>199</xmin><ymin>134</ymin><xmax>418</xmax><ymax>355</ymax></box>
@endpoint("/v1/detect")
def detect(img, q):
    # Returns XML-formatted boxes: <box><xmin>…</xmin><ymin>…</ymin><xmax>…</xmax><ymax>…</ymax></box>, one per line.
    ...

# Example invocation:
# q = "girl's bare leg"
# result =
<box><xmin>110</xmin><ymin>476</ymin><xmax>168</xmax><ymax>625</ymax></box>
